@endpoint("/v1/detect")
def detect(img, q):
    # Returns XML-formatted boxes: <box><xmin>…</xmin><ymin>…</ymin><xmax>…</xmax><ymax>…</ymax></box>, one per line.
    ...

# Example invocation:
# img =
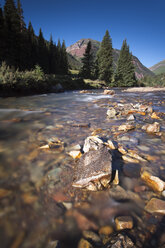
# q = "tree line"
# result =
<box><xmin>0</xmin><ymin>0</ymin><xmax>68</xmax><ymax>74</ymax></box>
<box><xmin>80</xmin><ymin>30</ymin><xmax>137</xmax><ymax>87</ymax></box>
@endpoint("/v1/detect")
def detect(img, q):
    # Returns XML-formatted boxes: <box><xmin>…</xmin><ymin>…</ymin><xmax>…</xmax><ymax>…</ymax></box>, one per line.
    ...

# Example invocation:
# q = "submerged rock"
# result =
<box><xmin>118</xmin><ymin>124</ymin><xmax>135</xmax><ymax>132</ymax></box>
<box><xmin>107</xmin><ymin>107</ymin><xmax>117</xmax><ymax>118</ymax></box>
<box><xmin>145</xmin><ymin>198</ymin><xmax>165</xmax><ymax>215</ymax></box>
<box><xmin>115</xmin><ymin>216</ymin><xmax>133</xmax><ymax>230</ymax></box>
<box><xmin>69</xmin><ymin>150</ymin><xmax>82</xmax><ymax>159</ymax></box>
<box><xmin>141</xmin><ymin>171</ymin><xmax>165</xmax><ymax>192</ymax></box>
<box><xmin>142</xmin><ymin>122</ymin><xmax>160</xmax><ymax>133</ymax></box>
<box><xmin>72</xmin><ymin>145</ymin><xmax>112</xmax><ymax>190</ymax></box>
<box><xmin>104</xmin><ymin>233</ymin><xmax>134</xmax><ymax>248</ymax></box>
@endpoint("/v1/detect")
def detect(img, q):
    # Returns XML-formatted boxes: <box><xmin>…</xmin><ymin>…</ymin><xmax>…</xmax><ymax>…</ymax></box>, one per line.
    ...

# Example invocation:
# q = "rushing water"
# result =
<box><xmin>0</xmin><ymin>89</ymin><xmax>165</xmax><ymax>248</ymax></box>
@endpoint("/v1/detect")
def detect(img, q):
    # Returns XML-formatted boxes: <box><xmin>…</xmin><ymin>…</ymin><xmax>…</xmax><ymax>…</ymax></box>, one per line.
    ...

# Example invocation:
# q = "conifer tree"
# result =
<box><xmin>115</xmin><ymin>39</ymin><xmax>136</xmax><ymax>87</ymax></box>
<box><xmin>80</xmin><ymin>41</ymin><xmax>93</xmax><ymax>79</ymax></box>
<box><xmin>61</xmin><ymin>40</ymin><xmax>68</xmax><ymax>74</ymax></box>
<box><xmin>4</xmin><ymin>0</ymin><xmax>21</xmax><ymax>67</ymax></box>
<box><xmin>37</xmin><ymin>28</ymin><xmax>49</xmax><ymax>72</ymax></box>
<box><xmin>0</xmin><ymin>6</ymin><xmax>5</xmax><ymax>64</ymax></box>
<box><xmin>97</xmin><ymin>30</ymin><xmax>113</xmax><ymax>84</ymax></box>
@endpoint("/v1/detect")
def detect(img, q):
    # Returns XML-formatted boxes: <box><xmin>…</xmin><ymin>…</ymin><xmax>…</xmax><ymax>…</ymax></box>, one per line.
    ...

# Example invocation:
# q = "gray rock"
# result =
<box><xmin>83</xmin><ymin>136</ymin><xmax>103</xmax><ymax>153</ymax></box>
<box><xmin>72</xmin><ymin>145</ymin><xmax>112</xmax><ymax>190</ymax></box>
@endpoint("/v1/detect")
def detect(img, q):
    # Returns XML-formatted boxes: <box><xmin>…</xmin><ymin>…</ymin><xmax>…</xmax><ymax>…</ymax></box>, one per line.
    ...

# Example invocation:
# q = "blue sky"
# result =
<box><xmin>1</xmin><ymin>0</ymin><xmax>165</xmax><ymax>67</ymax></box>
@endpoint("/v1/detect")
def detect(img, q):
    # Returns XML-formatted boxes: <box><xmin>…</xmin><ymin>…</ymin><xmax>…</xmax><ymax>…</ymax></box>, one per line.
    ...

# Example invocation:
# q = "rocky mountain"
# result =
<box><xmin>67</xmin><ymin>39</ymin><xmax>154</xmax><ymax>79</ymax></box>
<box><xmin>149</xmin><ymin>60</ymin><xmax>165</xmax><ymax>75</ymax></box>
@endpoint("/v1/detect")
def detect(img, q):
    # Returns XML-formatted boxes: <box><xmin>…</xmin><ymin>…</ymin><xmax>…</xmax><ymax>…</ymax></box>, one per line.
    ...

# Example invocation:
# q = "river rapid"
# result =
<box><xmin>0</xmin><ymin>89</ymin><xmax>165</xmax><ymax>248</ymax></box>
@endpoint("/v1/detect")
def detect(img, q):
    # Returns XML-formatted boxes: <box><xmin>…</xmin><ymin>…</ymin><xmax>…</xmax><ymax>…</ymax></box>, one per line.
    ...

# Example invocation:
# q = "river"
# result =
<box><xmin>0</xmin><ymin>89</ymin><xmax>165</xmax><ymax>248</ymax></box>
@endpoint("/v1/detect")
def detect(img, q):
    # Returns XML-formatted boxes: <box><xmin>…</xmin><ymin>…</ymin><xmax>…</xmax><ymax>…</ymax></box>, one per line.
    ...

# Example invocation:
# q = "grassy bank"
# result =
<box><xmin>0</xmin><ymin>64</ymin><xmax>103</xmax><ymax>97</ymax></box>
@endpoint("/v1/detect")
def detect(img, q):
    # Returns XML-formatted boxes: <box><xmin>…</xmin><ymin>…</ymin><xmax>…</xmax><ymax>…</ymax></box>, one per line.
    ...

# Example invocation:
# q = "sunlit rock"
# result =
<box><xmin>115</xmin><ymin>216</ymin><xmax>133</xmax><ymax>230</ymax></box>
<box><xmin>141</xmin><ymin>171</ymin><xmax>165</xmax><ymax>192</ymax></box>
<box><xmin>142</xmin><ymin>122</ymin><xmax>160</xmax><ymax>133</ymax></box>
<box><xmin>83</xmin><ymin>136</ymin><xmax>103</xmax><ymax>153</ymax></box>
<box><xmin>145</xmin><ymin>198</ymin><xmax>165</xmax><ymax>215</ymax></box>
<box><xmin>69</xmin><ymin>150</ymin><xmax>82</xmax><ymax>159</ymax></box>
<box><xmin>106</xmin><ymin>107</ymin><xmax>116</xmax><ymax>118</ymax></box>
<box><xmin>103</xmin><ymin>89</ymin><xmax>115</xmax><ymax>95</ymax></box>
<box><xmin>72</xmin><ymin>146</ymin><xmax>112</xmax><ymax>190</ymax></box>
<box><xmin>118</xmin><ymin>124</ymin><xmax>135</xmax><ymax>131</ymax></box>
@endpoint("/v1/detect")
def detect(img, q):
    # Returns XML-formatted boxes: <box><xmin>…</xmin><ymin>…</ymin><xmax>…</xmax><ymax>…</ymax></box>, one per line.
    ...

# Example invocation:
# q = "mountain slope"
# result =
<box><xmin>149</xmin><ymin>60</ymin><xmax>165</xmax><ymax>75</ymax></box>
<box><xmin>67</xmin><ymin>39</ymin><xmax>154</xmax><ymax>79</ymax></box>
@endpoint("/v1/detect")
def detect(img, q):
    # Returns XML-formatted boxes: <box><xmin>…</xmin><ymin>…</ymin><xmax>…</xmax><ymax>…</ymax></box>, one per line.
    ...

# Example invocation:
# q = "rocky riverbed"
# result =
<box><xmin>0</xmin><ymin>89</ymin><xmax>165</xmax><ymax>248</ymax></box>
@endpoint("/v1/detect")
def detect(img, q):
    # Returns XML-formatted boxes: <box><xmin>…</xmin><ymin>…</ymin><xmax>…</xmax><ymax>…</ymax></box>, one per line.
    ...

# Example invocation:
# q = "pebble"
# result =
<box><xmin>162</xmin><ymin>191</ymin><xmax>165</xmax><ymax>197</ymax></box>
<box><xmin>145</xmin><ymin>198</ymin><xmax>165</xmax><ymax>215</ymax></box>
<box><xmin>46</xmin><ymin>240</ymin><xmax>61</xmax><ymax>248</ymax></box>
<box><xmin>127</xmin><ymin>114</ymin><xmax>135</xmax><ymax>121</ymax></box>
<box><xmin>83</xmin><ymin>135</ymin><xmax>103</xmax><ymax>153</ymax></box>
<box><xmin>99</xmin><ymin>226</ymin><xmax>113</xmax><ymax>236</ymax></box>
<box><xmin>107</xmin><ymin>107</ymin><xmax>116</xmax><ymax>118</ymax></box>
<box><xmin>142</xmin><ymin>122</ymin><xmax>160</xmax><ymax>133</ymax></box>
<box><xmin>82</xmin><ymin>230</ymin><xmax>101</xmax><ymax>244</ymax></box>
<box><xmin>141</xmin><ymin>171</ymin><xmax>165</xmax><ymax>192</ymax></box>
<box><xmin>122</xmin><ymin>155</ymin><xmax>139</xmax><ymax>163</ymax></box>
<box><xmin>68</xmin><ymin>150</ymin><xmax>82</xmax><ymax>159</ymax></box>
<box><xmin>78</xmin><ymin>239</ymin><xmax>93</xmax><ymax>248</ymax></box>
<box><xmin>118</xmin><ymin>124</ymin><xmax>135</xmax><ymax>131</ymax></box>
<box><xmin>112</xmin><ymin>170</ymin><xmax>119</xmax><ymax>185</ymax></box>
<box><xmin>0</xmin><ymin>188</ymin><xmax>12</xmax><ymax>198</ymax></box>
<box><xmin>115</xmin><ymin>216</ymin><xmax>133</xmax><ymax>230</ymax></box>
<box><xmin>151</xmin><ymin>112</ymin><xmax>160</xmax><ymax>119</ymax></box>
<box><xmin>107</xmin><ymin>139</ymin><xmax>117</xmax><ymax>150</ymax></box>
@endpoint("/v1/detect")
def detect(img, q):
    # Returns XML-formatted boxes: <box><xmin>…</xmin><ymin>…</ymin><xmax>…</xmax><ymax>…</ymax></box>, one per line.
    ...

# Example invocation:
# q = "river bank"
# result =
<box><xmin>0</xmin><ymin>89</ymin><xmax>165</xmax><ymax>247</ymax></box>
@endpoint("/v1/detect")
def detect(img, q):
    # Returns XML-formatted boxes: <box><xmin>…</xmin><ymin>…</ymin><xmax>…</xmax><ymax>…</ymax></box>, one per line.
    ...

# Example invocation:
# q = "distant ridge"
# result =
<box><xmin>149</xmin><ymin>60</ymin><xmax>165</xmax><ymax>75</ymax></box>
<box><xmin>67</xmin><ymin>38</ymin><xmax>154</xmax><ymax>79</ymax></box>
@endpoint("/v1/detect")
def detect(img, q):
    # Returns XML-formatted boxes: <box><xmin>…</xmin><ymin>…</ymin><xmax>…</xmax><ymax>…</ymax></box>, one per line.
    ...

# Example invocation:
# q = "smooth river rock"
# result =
<box><xmin>145</xmin><ymin>198</ymin><xmax>165</xmax><ymax>215</ymax></box>
<box><xmin>72</xmin><ymin>145</ymin><xmax>112</xmax><ymax>190</ymax></box>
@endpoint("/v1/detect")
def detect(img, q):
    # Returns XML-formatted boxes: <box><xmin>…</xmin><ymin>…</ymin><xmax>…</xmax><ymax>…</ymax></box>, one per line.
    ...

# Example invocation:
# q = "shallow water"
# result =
<box><xmin>0</xmin><ymin>89</ymin><xmax>165</xmax><ymax>248</ymax></box>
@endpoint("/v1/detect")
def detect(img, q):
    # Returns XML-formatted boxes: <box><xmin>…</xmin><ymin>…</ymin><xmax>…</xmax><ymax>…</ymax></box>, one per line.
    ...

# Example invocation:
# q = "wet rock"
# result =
<box><xmin>127</xmin><ymin>150</ymin><xmax>147</xmax><ymax>162</ymax></box>
<box><xmin>69</xmin><ymin>150</ymin><xmax>82</xmax><ymax>159</ymax></box>
<box><xmin>107</xmin><ymin>139</ymin><xmax>118</xmax><ymax>150</ymax></box>
<box><xmin>115</xmin><ymin>216</ymin><xmax>133</xmax><ymax>230</ymax></box>
<box><xmin>82</xmin><ymin>230</ymin><xmax>101</xmax><ymax>244</ymax></box>
<box><xmin>0</xmin><ymin>188</ymin><xmax>12</xmax><ymax>198</ymax></box>
<box><xmin>106</xmin><ymin>107</ymin><xmax>117</xmax><ymax>118</ymax></box>
<box><xmin>22</xmin><ymin>193</ymin><xmax>38</xmax><ymax>204</ymax></box>
<box><xmin>141</xmin><ymin>171</ymin><xmax>165</xmax><ymax>192</ymax></box>
<box><xmin>66</xmin><ymin>210</ymin><xmax>98</xmax><ymax>231</ymax></box>
<box><xmin>83</xmin><ymin>136</ymin><xmax>103</xmax><ymax>153</ymax></box>
<box><xmin>118</xmin><ymin>145</ymin><xmax>127</xmax><ymax>155</ymax></box>
<box><xmin>127</xmin><ymin>114</ymin><xmax>135</xmax><ymax>121</ymax></box>
<box><xmin>123</xmin><ymin>163</ymin><xmax>141</xmax><ymax>178</ymax></box>
<box><xmin>112</xmin><ymin>170</ymin><xmax>119</xmax><ymax>185</ymax></box>
<box><xmin>151</xmin><ymin>112</ymin><xmax>160</xmax><ymax>119</ymax></box>
<box><xmin>105</xmin><ymin>233</ymin><xmax>134</xmax><ymax>248</ymax></box>
<box><xmin>142</xmin><ymin>122</ymin><xmax>160</xmax><ymax>133</ymax></box>
<box><xmin>46</xmin><ymin>240</ymin><xmax>61</xmax><ymax>248</ymax></box>
<box><xmin>145</xmin><ymin>198</ymin><xmax>165</xmax><ymax>215</ymax></box>
<box><xmin>162</xmin><ymin>191</ymin><xmax>165</xmax><ymax>197</ymax></box>
<box><xmin>80</xmin><ymin>90</ymin><xmax>90</xmax><ymax>93</ymax></box>
<box><xmin>122</xmin><ymin>155</ymin><xmax>139</xmax><ymax>163</ymax></box>
<box><xmin>99</xmin><ymin>226</ymin><xmax>114</xmax><ymax>236</ymax></box>
<box><xmin>73</xmin><ymin>146</ymin><xmax>112</xmax><ymax>190</ymax></box>
<box><xmin>78</xmin><ymin>238</ymin><xmax>93</xmax><ymax>248</ymax></box>
<box><xmin>118</xmin><ymin>124</ymin><xmax>135</xmax><ymax>132</ymax></box>
<box><xmin>103</xmin><ymin>89</ymin><xmax>115</xmax><ymax>95</ymax></box>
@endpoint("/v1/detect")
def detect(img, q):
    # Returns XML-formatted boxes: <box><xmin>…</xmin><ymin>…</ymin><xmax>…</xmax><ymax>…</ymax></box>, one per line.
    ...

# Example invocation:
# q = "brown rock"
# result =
<box><xmin>122</xmin><ymin>155</ymin><xmax>139</xmax><ymax>163</ymax></box>
<box><xmin>0</xmin><ymin>188</ymin><xmax>12</xmax><ymax>198</ymax></box>
<box><xmin>141</xmin><ymin>171</ymin><xmax>165</xmax><ymax>192</ymax></box>
<box><xmin>99</xmin><ymin>226</ymin><xmax>114</xmax><ymax>236</ymax></box>
<box><xmin>78</xmin><ymin>239</ymin><xmax>93</xmax><ymax>248</ymax></box>
<box><xmin>107</xmin><ymin>107</ymin><xmax>116</xmax><ymax>118</ymax></box>
<box><xmin>115</xmin><ymin>216</ymin><xmax>133</xmax><ymax>230</ymax></box>
<box><xmin>145</xmin><ymin>198</ymin><xmax>165</xmax><ymax>215</ymax></box>
<box><xmin>103</xmin><ymin>89</ymin><xmax>115</xmax><ymax>95</ymax></box>
<box><xmin>142</xmin><ymin>122</ymin><xmax>160</xmax><ymax>133</ymax></box>
<box><xmin>118</xmin><ymin>124</ymin><xmax>135</xmax><ymax>132</ymax></box>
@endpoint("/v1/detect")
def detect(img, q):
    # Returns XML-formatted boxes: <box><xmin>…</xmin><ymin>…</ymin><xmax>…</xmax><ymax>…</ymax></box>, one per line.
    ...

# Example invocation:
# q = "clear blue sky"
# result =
<box><xmin>1</xmin><ymin>0</ymin><xmax>165</xmax><ymax>67</ymax></box>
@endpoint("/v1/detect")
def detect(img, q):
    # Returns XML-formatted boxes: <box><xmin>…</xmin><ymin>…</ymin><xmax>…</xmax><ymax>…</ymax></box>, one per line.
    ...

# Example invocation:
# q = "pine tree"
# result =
<box><xmin>37</xmin><ymin>28</ymin><xmax>49</xmax><ymax>73</ymax></box>
<box><xmin>115</xmin><ymin>39</ymin><xmax>136</xmax><ymax>87</ymax></box>
<box><xmin>0</xmin><ymin>5</ymin><xmax>5</xmax><ymax>64</ymax></box>
<box><xmin>97</xmin><ymin>30</ymin><xmax>113</xmax><ymax>84</ymax></box>
<box><xmin>4</xmin><ymin>0</ymin><xmax>21</xmax><ymax>67</ymax></box>
<box><xmin>17</xmin><ymin>0</ymin><xmax>26</xmax><ymax>32</ymax></box>
<box><xmin>80</xmin><ymin>41</ymin><xmax>93</xmax><ymax>79</ymax></box>
<box><xmin>61</xmin><ymin>40</ymin><xmax>68</xmax><ymax>74</ymax></box>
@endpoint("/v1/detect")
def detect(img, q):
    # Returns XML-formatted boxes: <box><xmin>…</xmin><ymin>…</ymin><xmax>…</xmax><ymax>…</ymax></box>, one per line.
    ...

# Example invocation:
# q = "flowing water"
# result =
<box><xmin>0</xmin><ymin>89</ymin><xmax>165</xmax><ymax>248</ymax></box>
